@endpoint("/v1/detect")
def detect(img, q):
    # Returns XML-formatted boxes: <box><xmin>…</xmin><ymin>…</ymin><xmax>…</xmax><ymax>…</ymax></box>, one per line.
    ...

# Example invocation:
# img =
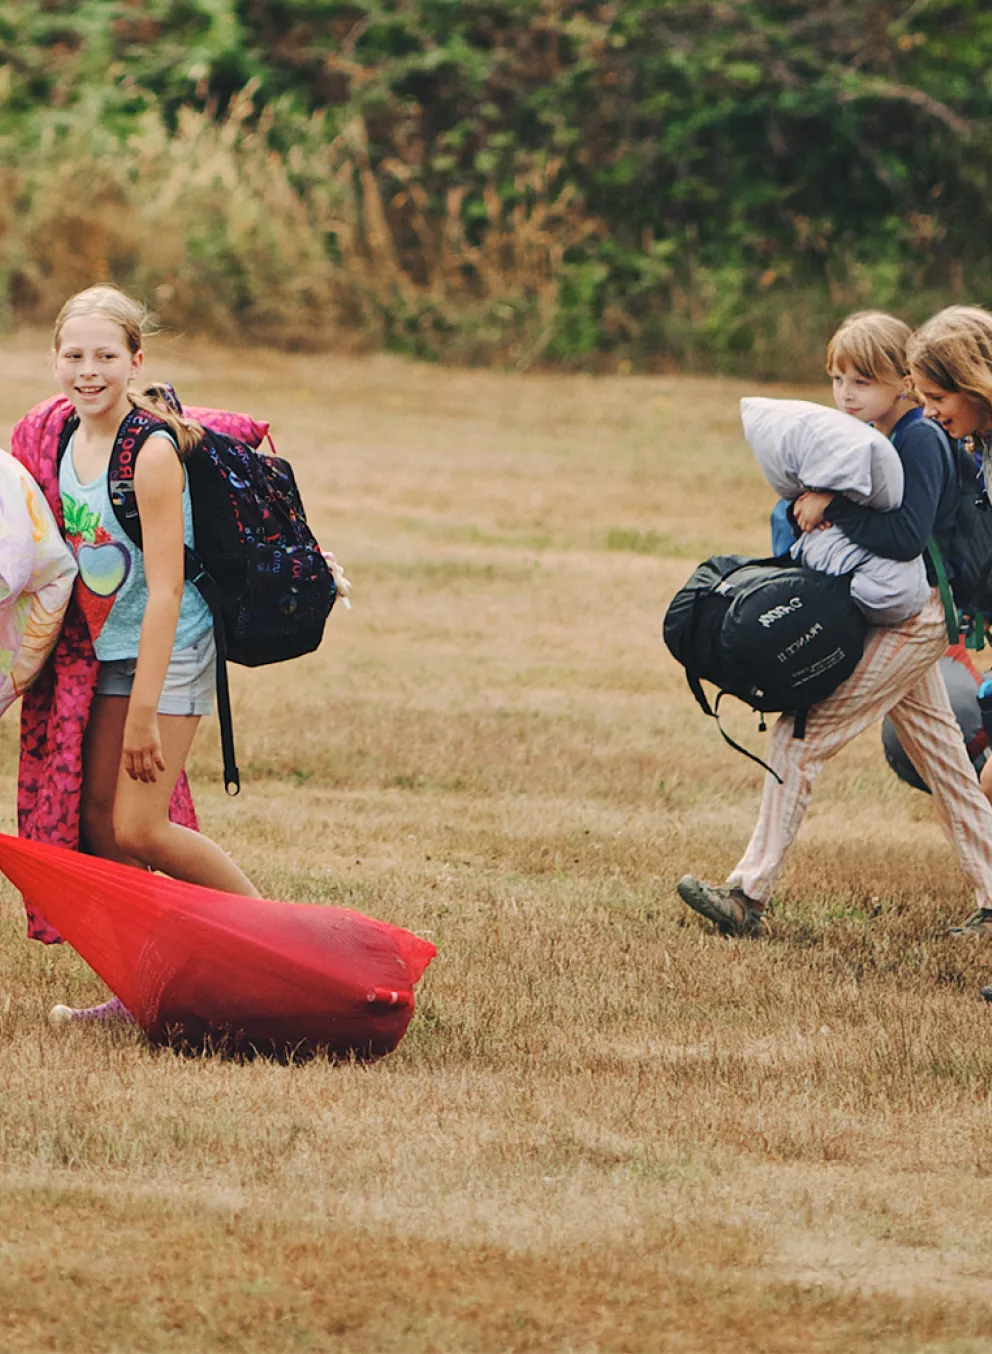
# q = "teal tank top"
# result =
<box><xmin>59</xmin><ymin>430</ymin><xmax>212</xmax><ymax>661</ymax></box>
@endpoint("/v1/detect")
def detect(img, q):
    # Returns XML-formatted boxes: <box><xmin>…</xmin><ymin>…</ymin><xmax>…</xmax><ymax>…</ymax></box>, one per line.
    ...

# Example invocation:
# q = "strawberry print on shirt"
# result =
<box><xmin>62</xmin><ymin>494</ymin><xmax>131</xmax><ymax>642</ymax></box>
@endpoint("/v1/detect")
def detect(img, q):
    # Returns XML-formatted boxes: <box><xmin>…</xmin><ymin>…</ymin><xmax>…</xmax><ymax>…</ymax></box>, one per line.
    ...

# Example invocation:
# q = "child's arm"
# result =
<box><xmin>125</xmin><ymin>435</ymin><xmax>186</xmax><ymax>783</ymax></box>
<box><xmin>796</xmin><ymin>422</ymin><xmax>947</xmax><ymax>561</ymax></box>
<box><xmin>793</xmin><ymin>492</ymin><xmax>832</xmax><ymax>533</ymax></box>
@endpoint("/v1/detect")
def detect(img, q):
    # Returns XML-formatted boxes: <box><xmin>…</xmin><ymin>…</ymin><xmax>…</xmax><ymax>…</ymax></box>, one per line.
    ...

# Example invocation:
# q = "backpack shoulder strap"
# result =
<box><xmin>109</xmin><ymin>408</ymin><xmax>241</xmax><ymax>797</ymax></box>
<box><xmin>926</xmin><ymin>538</ymin><xmax>960</xmax><ymax>644</ymax></box>
<box><xmin>108</xmin><ymin>406</ymin><xmax>218</xmax><ymax>602</ymax></box>
<box><xmin>56</xmin><ymin>413</ymin><xmax>80</xmax><ymax>470</ymax></box>
<box><xmin>107</xmin><ymin>406</ymin><xmax>177</xmax><ymax>551</ymax></box>
<box><xmin>932</xmin><ymin>422</ymin><xmax>968</xmax><ymax>522</ymax></box>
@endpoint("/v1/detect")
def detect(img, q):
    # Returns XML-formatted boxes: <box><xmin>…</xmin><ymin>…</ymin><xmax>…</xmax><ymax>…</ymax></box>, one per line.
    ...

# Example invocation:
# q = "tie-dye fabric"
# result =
<box><xmin>8</xmin><ymin>395</ymin><xmax>265</xmax><ymax>943</ymax></box>
<box><xmin>0</xmin><ymin>450</ymin><xmax>76</xmax><ymax>715</ymax></box>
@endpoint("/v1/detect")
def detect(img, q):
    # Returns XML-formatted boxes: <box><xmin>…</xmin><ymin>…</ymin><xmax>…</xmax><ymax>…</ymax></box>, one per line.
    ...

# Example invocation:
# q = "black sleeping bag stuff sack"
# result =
<box><xmin>663</xmin><ymin>555</ymin><xmax>868</xmax><ymax>770</ymax></box>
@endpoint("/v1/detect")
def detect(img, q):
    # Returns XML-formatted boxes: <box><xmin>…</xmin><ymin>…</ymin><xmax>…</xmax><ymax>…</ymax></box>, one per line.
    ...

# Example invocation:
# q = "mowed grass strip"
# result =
<box><xmin>0</xmin><ymin>337</ymin><xmax>991</xmax><ymax>1350</ymax></box>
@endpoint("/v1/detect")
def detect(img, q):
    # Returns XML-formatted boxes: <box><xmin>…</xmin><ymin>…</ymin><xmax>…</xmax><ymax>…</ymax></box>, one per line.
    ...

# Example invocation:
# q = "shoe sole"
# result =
<box><xmin>676</xmin><ymin>875</ymin><xmax>749</xmax><ymax>937</ymax></box>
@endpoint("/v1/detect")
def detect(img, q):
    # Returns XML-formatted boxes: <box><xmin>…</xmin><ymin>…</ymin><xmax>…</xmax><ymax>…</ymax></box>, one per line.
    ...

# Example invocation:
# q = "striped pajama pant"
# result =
<box><xmin>727</xmin><ymin>591</ymin><xmax>992</xmax><ymax>908</ymax></box>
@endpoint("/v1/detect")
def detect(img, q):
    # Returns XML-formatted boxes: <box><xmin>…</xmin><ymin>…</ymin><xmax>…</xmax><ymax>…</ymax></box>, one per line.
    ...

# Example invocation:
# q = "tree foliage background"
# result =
<box><xmin>2</xmin><ymin>0</ymin><xmax>991</xmax><ymax>373</ymax></box>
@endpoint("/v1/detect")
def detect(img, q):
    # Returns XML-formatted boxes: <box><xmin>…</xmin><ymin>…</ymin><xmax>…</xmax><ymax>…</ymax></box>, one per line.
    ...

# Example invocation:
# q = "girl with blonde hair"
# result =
<box><xmin>677</xmin><ymin>309</ymin><xmax>992</xmax><ymax>939</ymax></box>
<box><xmin>13</xmin><ymin>284</ymin><xmax>259</xmax><ymax>1023</ymax></box>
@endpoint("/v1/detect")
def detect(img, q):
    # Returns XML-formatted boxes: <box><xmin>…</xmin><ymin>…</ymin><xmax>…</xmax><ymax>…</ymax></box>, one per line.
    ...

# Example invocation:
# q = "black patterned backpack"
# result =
<box><xmin>58</xmin><ymin>393</ymin><xmax>337</xmax><ymax>793</ymax></box>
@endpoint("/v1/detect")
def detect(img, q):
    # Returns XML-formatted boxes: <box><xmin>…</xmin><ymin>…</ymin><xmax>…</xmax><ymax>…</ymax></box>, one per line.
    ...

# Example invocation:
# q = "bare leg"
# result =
<box><xmin>54</xmin><ymin>697</ymin><xmax>257</xmax><ymax>1029</ymax></box>
<box><xmin>80</xmin><ymin>696</ymin><xmax>144</xmax><ymax>867</ymax></box>
<box><xmin>81</xmin><ymin>695</ymin><xmax>257</xmax><ymax>896</ymax></box>
<box><xmin>111</xmin><ymin>714</ymin><xmax>259</xmax><ymax>896</ymax></box>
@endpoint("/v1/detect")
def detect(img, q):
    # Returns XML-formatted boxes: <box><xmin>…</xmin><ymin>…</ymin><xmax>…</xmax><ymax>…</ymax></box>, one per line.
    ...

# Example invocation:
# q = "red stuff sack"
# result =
<box><xmin>0</xmin><ymin>834</ymin><xmax>435</xmax><ymax>1059</ymax></box>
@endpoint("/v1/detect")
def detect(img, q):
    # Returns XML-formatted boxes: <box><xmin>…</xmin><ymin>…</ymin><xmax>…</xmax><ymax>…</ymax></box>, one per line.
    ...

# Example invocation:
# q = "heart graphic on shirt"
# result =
<box><xmin>77</xmin><ymin>541</ymin><xmax>130</xmax><ymax>598</ymax></box>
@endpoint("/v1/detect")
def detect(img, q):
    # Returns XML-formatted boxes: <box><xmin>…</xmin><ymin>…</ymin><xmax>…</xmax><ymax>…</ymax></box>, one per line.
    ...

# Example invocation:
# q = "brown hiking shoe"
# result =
<box><xmin>676</xmin><ymin>876</ymin><xmax>764</xmax><ymax>937</ymax></box>
<box><xmin>948</xmin><ymin>909</ymin><xmax>992</xmax><ymax>938</ymax></box>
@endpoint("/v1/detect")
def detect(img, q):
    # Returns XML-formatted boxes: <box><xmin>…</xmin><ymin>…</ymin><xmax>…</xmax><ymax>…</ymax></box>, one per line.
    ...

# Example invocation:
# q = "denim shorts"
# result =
<box><xmin>95</xmin><ymin>629</ymin><xmax>217</xmax><ymax>716</ymax></box>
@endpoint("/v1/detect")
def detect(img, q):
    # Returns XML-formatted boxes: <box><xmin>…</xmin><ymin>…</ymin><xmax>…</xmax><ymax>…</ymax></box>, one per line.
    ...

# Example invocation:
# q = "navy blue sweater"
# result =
<box><xmin>825</xmin><ymin>407</ymin><xmax>953</xmax><ymax>580</ymax></box>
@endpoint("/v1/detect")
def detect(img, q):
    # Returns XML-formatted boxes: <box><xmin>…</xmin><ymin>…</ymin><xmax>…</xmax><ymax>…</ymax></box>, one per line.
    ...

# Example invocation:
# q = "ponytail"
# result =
<box><xmin>128</xmin><ymin>385</ymin><xmax>204</xmax><ymax>461</ymax></box>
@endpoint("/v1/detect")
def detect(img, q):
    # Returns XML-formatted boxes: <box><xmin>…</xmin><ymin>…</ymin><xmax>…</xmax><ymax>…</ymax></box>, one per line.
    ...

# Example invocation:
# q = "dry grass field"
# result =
<box><xmin>0</xmin><ymin>333</ymin><xmax>991</xmax><ymax>1353</ymax></box>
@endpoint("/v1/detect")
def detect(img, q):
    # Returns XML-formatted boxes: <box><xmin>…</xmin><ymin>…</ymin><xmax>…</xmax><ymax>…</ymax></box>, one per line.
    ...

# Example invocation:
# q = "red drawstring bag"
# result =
<box><xmin>0</xmin><ymin>834</ymin><xmax>435</xmax><ymax>1059</ymax></box>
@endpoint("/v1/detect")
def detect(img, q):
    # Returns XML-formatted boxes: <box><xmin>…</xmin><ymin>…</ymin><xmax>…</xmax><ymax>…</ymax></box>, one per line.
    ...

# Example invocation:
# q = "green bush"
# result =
<box><xmin>2</xmin><ymin>0</ymin><xmax>991</xmax><ymax>373</ymax></box>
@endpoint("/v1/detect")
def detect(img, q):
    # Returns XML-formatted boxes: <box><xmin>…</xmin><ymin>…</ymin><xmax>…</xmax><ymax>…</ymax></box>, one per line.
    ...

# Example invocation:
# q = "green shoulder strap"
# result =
<box><xmin>926</xmin><ymin>538</ymin><xmax>959</xmax><ymax>645</ymax></box>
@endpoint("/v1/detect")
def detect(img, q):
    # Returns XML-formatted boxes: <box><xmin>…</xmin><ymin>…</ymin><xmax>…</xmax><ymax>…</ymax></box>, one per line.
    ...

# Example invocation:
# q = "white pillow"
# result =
<box><xmin>741</xmin><ymin>396</ymin><xmax>905</xmax><ymax>510</ymax></box>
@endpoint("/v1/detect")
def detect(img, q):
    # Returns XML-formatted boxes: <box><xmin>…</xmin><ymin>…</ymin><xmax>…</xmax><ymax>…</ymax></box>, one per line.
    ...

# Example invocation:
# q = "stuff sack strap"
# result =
<box><xmin>675</xmin><ymin>585</ymin><xmax>716</xmax><ymax>719</ymax></box>
<box><xmin>713</xmin><ymin>692</ymin><xmax>784</xmax><ymax>785</ymax></box>
<box><xmin>686</xmin><ymin>668</ymin><xmax>714</xmax><ymax>719</ymax></box>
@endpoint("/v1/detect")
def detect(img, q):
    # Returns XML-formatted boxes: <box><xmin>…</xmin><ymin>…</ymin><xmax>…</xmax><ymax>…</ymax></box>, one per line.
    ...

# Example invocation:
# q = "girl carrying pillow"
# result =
<box><xmin>677</xmin><ymin>310</ymin><xmax>992</xmax><ymax>939</ymax></box>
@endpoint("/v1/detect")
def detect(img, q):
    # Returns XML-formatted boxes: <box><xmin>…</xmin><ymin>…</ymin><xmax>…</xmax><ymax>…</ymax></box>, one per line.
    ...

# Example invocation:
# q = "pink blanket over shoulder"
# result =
<box><xmin>11</xmin><ymin>395</ymin><xmax>268</xmax><ymax>943</ymax></box>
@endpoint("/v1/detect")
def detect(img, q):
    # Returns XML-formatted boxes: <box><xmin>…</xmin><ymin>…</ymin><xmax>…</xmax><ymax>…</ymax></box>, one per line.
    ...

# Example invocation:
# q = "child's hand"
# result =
<box><xmin>794</xmin><ymin>491</ymin><xmax>833</xmax><ymax>533</ymax></box>
<box><xmin>123</xmin><ymin>712</ymin><xmax>167</xmax><ymax>783</ymax></box>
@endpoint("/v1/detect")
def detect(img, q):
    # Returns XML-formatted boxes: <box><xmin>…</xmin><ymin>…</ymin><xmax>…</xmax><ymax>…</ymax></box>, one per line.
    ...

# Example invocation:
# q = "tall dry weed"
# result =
<box><xmin>1</xmin><ymin>94</ymin><xmax>603</xmax><ymax>361</ymax></box>
<box><xmin>332</xmin><ymin>116</ymin><xmax>603</xmax><ymax>363</ymax></box>
<box><xmin>5</xmin><ymin>89</ymin><xmax>346</xmax><ymax>346</ymax></box>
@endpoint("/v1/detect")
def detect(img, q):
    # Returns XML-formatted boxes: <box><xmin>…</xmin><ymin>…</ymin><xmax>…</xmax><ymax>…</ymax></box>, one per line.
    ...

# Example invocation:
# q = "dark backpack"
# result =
<box><xmin>882</xmin><ymin>646</ymin><xmax>988</xmax><ymax>793</ymax></box>
<box><xmin>932</xmin><ymin>439</ymin><xmax>992</xmax><ymax>620</ymax></box>
<box><xmin>663</xmin><ymin>555</ymin><xmax>867</xmax><ymax>775</ymax></box>
<box><xmin>57</xmin><ymin>398</ymin><xmax>337</xmax><ymax>794</ymax></box>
